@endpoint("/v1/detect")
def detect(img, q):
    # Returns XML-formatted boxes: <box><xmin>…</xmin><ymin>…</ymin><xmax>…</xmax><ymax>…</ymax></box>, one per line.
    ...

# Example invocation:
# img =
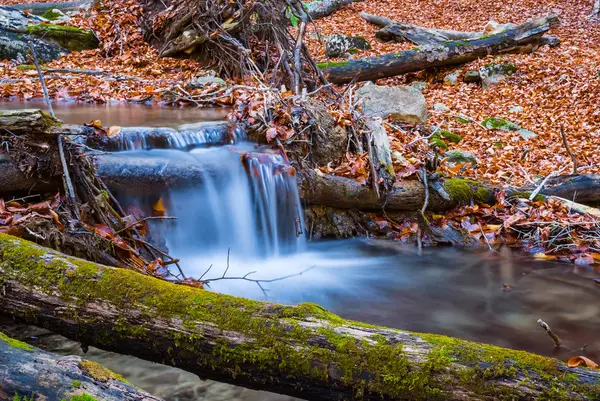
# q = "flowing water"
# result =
<box><xmin>3</xmin><ymin>104</ymin><xmax>600</xmax><ymax>401</ymax></box>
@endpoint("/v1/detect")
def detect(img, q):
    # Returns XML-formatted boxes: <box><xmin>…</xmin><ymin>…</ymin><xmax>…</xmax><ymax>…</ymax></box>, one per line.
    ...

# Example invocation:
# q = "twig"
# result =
<box><xmin>528</xmin><ymin>165</ymin><xmax>569</xmax><ymax>201</ymax></box>
<box><xmin>559</xmin><ymin>125</ymin><xmax>578</xmax><ymax>175</ymax></box>
<box><xmin>28</xmin><ymin>41</ymin><xmax>80</xmax><ymax>218</ymax></box>
<box><xmin>420</xmin><ymin>167</ymin><xmax>429</xmax><ymax>217</ymax></box>
<box><xmin>202</xmin><ymin>265</ymin><xmax>317</xmax><ymax>298</ymax></box>
<box><xmin>115</xmin><ymin>216</ymin><xmax>177</xmax><ymax>234</ymax></box>
<box><xmin>537</xmin><ymin>319</ymin><xmax>562</xmax><ymax>348</ymax></box>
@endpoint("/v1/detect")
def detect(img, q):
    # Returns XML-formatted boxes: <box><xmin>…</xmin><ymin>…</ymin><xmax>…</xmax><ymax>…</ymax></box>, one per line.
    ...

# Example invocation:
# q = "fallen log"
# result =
<box><xmin>305</xmin><ymin>0</ymin><xmax>357</xmax><ymax>20</ymax></box>
<box><xmin>360</xmin><ymin>12</ymin><xmax>482</xmax><ymax>45</ymax></box>
<box><xmin>0</xmin><ymin>330</ymin><xmax>162</xmax><ymax>401</ymax></box>
<box><xmin>1</xmin><ymin>233</ymin><xmax>600</xmax><ymax>401</ymax></box>
<box><xmin>319</xmin><ymin>15</ymin><xmax>559</xmax><ymax>84</ymax></box>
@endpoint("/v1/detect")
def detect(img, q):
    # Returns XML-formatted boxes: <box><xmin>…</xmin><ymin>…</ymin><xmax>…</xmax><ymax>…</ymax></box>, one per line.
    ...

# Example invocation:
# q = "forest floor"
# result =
<box><xmin>2</xmin><ymin>0</ymin><xmax>600</xmax><ymax>265</ymax></box>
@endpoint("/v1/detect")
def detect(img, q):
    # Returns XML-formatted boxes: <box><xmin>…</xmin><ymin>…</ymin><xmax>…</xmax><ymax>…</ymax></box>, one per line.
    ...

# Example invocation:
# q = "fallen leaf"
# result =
<box><xmin>152</xmin><ymin>197</ymin><xmax>166</xmax><ymax>216</ymax></box>
<box><xmin>567</xmin><ymin>356</ymin><xmax>599</xmax><ymax>369</ymax></box>
<box><xmin>107</xmin><ymin>126</ymin><xmax>122</xmax><ymax>137</ymax></box>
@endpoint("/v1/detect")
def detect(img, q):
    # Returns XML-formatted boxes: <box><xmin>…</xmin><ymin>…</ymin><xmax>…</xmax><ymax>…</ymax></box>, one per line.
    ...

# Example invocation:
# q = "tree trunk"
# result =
<box><xmin>320</xmin><ymin>15</ymin><xmax>559</xmax><ymax>84</ymax></box>
<box><xmin>1</xmin><ymin>233</ymin><xmax>599</xmax><ymax>400</ymax></box>
<box><xmin>0</xmin><ymin>330</ymin><xmax>162</xmax><ymax>401</ymax></box>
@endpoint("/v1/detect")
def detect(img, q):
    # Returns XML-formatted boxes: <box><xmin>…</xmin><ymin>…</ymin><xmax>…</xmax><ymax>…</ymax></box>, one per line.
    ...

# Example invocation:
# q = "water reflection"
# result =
<box><xmin>0</xmin><ymin>101</ymin><xmax>230</xmax><ymax>127</ymax></box>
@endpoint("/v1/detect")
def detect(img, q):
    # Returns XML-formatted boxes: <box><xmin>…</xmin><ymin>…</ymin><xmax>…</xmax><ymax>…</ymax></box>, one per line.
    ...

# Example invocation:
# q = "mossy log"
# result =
<box><xmin>319</xmin><ymin>15</ymin><xmax>559</xmax><ymax>84</ymax></box>
<box><xmin>1</xmin><ymin>234</ymin><xmax>600</xmax><ymax>400</ymax></box>
<box><xmin>0</xmin><ymin>331</ymin><xmax>162</xmax><ymax>401</ymax></box>
<box><xmin>304</xmin><ymin>0</ymin><xmax>357</xmax><ymax>20</ymax></box>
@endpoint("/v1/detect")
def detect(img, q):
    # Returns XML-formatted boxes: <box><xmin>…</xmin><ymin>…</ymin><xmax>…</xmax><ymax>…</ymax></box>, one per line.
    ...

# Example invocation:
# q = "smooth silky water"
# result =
<box><xmin>2</xmin><ymin>104</ymin><xmax>600</xmax><ymax>401</ymax></box>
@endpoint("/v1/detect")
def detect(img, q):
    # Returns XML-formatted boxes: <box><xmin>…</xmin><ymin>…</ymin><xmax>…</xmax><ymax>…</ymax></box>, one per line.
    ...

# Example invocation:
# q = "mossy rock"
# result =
<box><xmin>41</xmin><ymin>9</ymin><xmax>66</xmax><ymax>21</ymax></box>
<box><xmin>444</xmin><ymin>149</ymin><xmax>477</xmax><ymax>165</ymax></box>
<box><xmin>26</xmin><ymin>24</ymin><xmax>99</xmax><ymax>52</ymax></box>
<box><xmin>482</xmin><ymin>117</ymin><xmax>536</xmax><ymax>140</ymax></box>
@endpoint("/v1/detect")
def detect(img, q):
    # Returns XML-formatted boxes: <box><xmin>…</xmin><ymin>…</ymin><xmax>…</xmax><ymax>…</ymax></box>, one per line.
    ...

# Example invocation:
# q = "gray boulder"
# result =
<box><xmin>356</xmin><ymin>82</ymin><xmax>428</xmax><ymax>123</ymax></box>
<box><xmin>186</xmin><ymin>75</ymin><xmax>227</xmax><ymax>89</ymax></box>
<box><xmin>325</xmin><ymin>34</ymin><xmax>369</xmax><ymax>58</ymax></box>
<box><xmin>0</xmin><ymin>6</ymin><xmax>98</xmax><ymax>62</ymax></box>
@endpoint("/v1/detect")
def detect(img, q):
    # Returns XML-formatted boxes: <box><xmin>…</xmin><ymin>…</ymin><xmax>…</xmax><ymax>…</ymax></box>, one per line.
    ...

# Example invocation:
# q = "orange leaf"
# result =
<box><xmin>152</xmin><ymin>197</ymin><xmax>166</xmax><ymax>216</ymax></box>
<box><xmin>107</xmin><ymin>126</ymin><xmax>121</xmax><ymax>137</ymax></box>
<box><xmin>567</xmin><ymin>356</ymin><xmax>599</xmax><ymax>369</ymax></box>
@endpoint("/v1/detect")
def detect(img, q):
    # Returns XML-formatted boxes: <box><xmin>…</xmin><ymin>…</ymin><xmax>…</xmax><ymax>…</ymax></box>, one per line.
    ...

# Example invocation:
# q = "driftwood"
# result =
<box><xmin>2</xmin><ymin>233</ymin><xmax>600</xmax><ymax>401</ymax></box>
<box><xmin>0</xmin><ymin>331</ymin><xmax>162</xmax><ymax>401</ymax></box>
<box><xmin>320</xmin><ymin>15</ymin><xmax>559</xmax><ymax>84</ymax></box>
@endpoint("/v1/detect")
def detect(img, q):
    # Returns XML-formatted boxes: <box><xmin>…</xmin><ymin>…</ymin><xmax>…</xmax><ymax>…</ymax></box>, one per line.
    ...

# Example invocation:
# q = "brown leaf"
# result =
<box><xmin>152</xmin><ymin>197</ymin><xmax>166</xmax><ymax>216</ymax></box>
<box><xmin>567</xmin><ymin>356</ymin><xmax>599</xmax><ymax>369</ymax></box>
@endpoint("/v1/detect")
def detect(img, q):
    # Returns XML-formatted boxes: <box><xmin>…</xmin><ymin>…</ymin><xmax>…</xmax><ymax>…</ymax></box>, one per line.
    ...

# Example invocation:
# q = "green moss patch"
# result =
<box><xmin>79</xmin><ymin>360</ymin><xmax>127</xmax><ymax>383</ymax></box>
<box><xmin>26</xmin><ymin>24</ymin><xmax>99</xmax><ymax>52</ymax></box>
<box><xmin>0</xmin><ymin>332</ymin><xmax>33</xmax><ymax>351</ymax></box>
<box><xmin>443</xmin><ymin>178</ymin><xmax>494</xmax><ymax>204</ymax></box>
<box><xmin>41</xmin><ymin>9</ymin><xmax>64</xmax><ymax>21</ymax></box>
<box><xmin>316</xmin><ymin>61</ymin><xmax>350</xmax><ymax>69</ymax></box>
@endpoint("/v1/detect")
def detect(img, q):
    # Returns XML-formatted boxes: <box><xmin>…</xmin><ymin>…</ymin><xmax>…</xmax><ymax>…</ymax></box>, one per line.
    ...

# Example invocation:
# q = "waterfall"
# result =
<box><xmin>108</xmin><ymin>126</ymin><xmax>305</xmax><ymax>273</ymax></box>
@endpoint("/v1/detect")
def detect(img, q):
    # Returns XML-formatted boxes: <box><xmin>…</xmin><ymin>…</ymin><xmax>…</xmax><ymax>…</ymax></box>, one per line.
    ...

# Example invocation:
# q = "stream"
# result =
<box><xmin>2</xmin><ymin>103</ymin><xmax>600</xmax><ymax>401</ymax></box>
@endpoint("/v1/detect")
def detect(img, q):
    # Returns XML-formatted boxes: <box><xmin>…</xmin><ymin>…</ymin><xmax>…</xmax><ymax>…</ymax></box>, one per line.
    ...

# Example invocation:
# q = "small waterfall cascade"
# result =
<box><xmin>107</xmin><ymin>124</ymin><xmax>305</xmax><ymax>272</ymax></box>
<box><xmin>98</xmin><ymin>122</ymin><xmax>246</xmax><ymax>151</ymax></box>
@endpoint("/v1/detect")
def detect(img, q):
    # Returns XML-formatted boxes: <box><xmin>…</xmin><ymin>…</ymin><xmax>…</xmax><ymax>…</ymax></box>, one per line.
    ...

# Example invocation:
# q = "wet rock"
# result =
<box><xmin>356</xmin><ymin>82</ymin><xmax>428</xmax><ymax>123</ymax></box>
<box><xmin>325</xmin><ymin>34</ymin><xmax>370</xmax><ymax>58</ymax></box>
<box><xmin>463</xmin><ymin>70</ymin><xmax>481</xmax><ymax>83</ymax></box>
<box><xmin>305</xmin><ymin>98</ymin><xmax>348</xmax><ymax>166</ymax></box>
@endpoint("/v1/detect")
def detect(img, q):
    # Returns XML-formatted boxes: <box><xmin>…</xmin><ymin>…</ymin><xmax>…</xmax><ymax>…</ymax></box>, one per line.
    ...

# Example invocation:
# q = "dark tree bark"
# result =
<box><xmin>1</xmin><ymin>234</ymin><xmax>600</xmax><ymax>401</ymax></box>
<box><xmin>0</xmin><ymin>330</ymin><xmax>162</xmax><ymax>401</ymax></box>
<box><xmin>319</xmin><ymin>15</ymin><xmax>559</xmax><ymax>84</ymax></box>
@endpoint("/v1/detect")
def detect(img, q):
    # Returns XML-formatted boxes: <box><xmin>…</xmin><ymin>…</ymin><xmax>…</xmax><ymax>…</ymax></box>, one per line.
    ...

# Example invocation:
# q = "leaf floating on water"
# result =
<box><xmin>567</xmin><ymin>356</ymin><xmax>599</xmax><ymax>369</ymax></box>
<box><xmin>152</xmin><ymin>197</ymin><xmax>166</xmax><ymax>216</ymax></box>
<box><xmin>107</xmin><ymin>126</ymin><xmax>122</xmax><ymax>137</ymax></box>
<box><xmin>533</xmin><ymin>253</ymin><xmax>556</xmax><ymax>261</ymax></box>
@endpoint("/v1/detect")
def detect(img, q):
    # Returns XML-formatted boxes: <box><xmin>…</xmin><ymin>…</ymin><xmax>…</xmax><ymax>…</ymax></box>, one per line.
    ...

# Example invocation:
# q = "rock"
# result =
<box><xmin>434</xmin><ymin>103</ymin><xmax>450</xmax><ymax>112</ymax></box>
<box><xmin>443</xmin><ymin>70</ymin><xmax>461</xmax><ymax>86</ymax></box>
<box><xmin>186</xmin><ymin>75</ymin><xmax>227</xmax><ymax>89</ymax></box>
<box><xmin>0</xmin><ymin>6</ymin><xmax>98</xmax><ymax>62</ymax></box>
<box><xmin>0</xmin><ymin>30</ymin><xmax>65</xmax><ymax>62</ymax></box>
<box><xmin>410</xmin><ymin>81</ymin><xmax>427</xmax><ymax>91</ymax></box>
<box><xmin>356</xmin><ymin>82</ymin><xmax>428</xmax><ymax>123</ymax></box>
<box><xmin>26</xmin><ymin>24</ymin><xmax>99</xmax><ymax>52</ymax></box>
<box><xmin>325</xmin><ymin>34</ymin><xmax>370</xmax><ymax>58</ymax></box>
<box><xmin>483</xmin><ymin>21</ymin><xmax>517</xmax><ymax>35</ymax></box>
<box><xmin>444</xmin><ymin>149</ymin><xmax>478</xmax><ymax>166</ymax></box>
<box><xmin>464</xmin><ymin>63</ymin><xmax>517</xmax><ymax>87</ymax></box>
<box><xmin>41</xmin><ymin>8</ymin><xmax>71</xmax><ymax>22</ymax></box>
<box><xmin>305</xmin><ymin>99</ymin><xmax>348</xmax><ymax>166</ymax></box>
<box><xmin>482</xmin><ymin>117</ymin><xmax>537</xmax><ymax>140</ymax></box>
<box><xmin>509</xmin><ymin>105</ymin><xmax>524</xmax><ymax>113</ymax></box>
<box><xmin>463</xmin><ymin>70</ymin><xmax>481</xmax><ymax>83</ymax></box>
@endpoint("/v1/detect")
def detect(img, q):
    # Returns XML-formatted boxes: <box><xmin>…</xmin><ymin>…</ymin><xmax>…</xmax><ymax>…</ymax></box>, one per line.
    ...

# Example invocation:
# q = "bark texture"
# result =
<box><xmin>320</xmin><ymin>15</ymin><xmax>559</xmax><ymax>84</ymax></box>
<box><xmin>1</xmin><ymin>234</ymin><xmax>600</xmax><ymax>400</ymax></box>
<box><xmin>0</xmin><ymin>331</ymin><xmax>162</xmax><ymax>401</ymax></box>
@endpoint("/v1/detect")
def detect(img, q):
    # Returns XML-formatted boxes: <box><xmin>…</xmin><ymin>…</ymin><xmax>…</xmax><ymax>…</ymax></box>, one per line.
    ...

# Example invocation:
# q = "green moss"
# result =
<box><xmin>316</xmin><ymin>61</ymin><xmax>349</xmax><ymax>69</ymax></box>
<box><xmin>26</xmin><ymin>24</ymin><xmax>99</xmax><ymax>51</ymax></box>
<box><xmin>443</xmin><ymin>178</ymin><xmax>494</xmax><ymax>204</ymax></box>
<box><xmin>17</xmin><ymin>64</ymin><xmax>37</xmax><ymax>71</ymax></box>
<box><xmin>507</xmin><ymin>191</ymin><xmax>546</xmax><ymax>202</ymax></box>
<box><xmin>72</xmin><ymin>380</ymin><xmax>82</xmax><ymax>388</ymax></box>
<box><xmin>41</xmin><ymin>9</ymin><xmax>64</xmax><ymax>20</ymax></box>
<box><xmin>69</xmin><ymin>394</ymin><xmax>98</xmax><ymax>401</ymax></box>
<box><xmin>12</xmin><ymin>394</ymin><xmax>35</xmax><ymax>401</ymax></box>
<box><xmin>79</xmin><ymin>360</ymin><xmax>127</xmax><ymax>383</ymax></box>
<box><xmin>0</xmin><ymin>332</ymin><xmax>33</xmax><ymax>351</ymax></box>
<box><xmin>429</xmin><ymin>134</ymin><xmax>448</xmax><ymax>150</ymax></box>
<box><xmin>439</xmin><ymin>130</ymin><xmax>462</xmax><ymax>143</ymax></box>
